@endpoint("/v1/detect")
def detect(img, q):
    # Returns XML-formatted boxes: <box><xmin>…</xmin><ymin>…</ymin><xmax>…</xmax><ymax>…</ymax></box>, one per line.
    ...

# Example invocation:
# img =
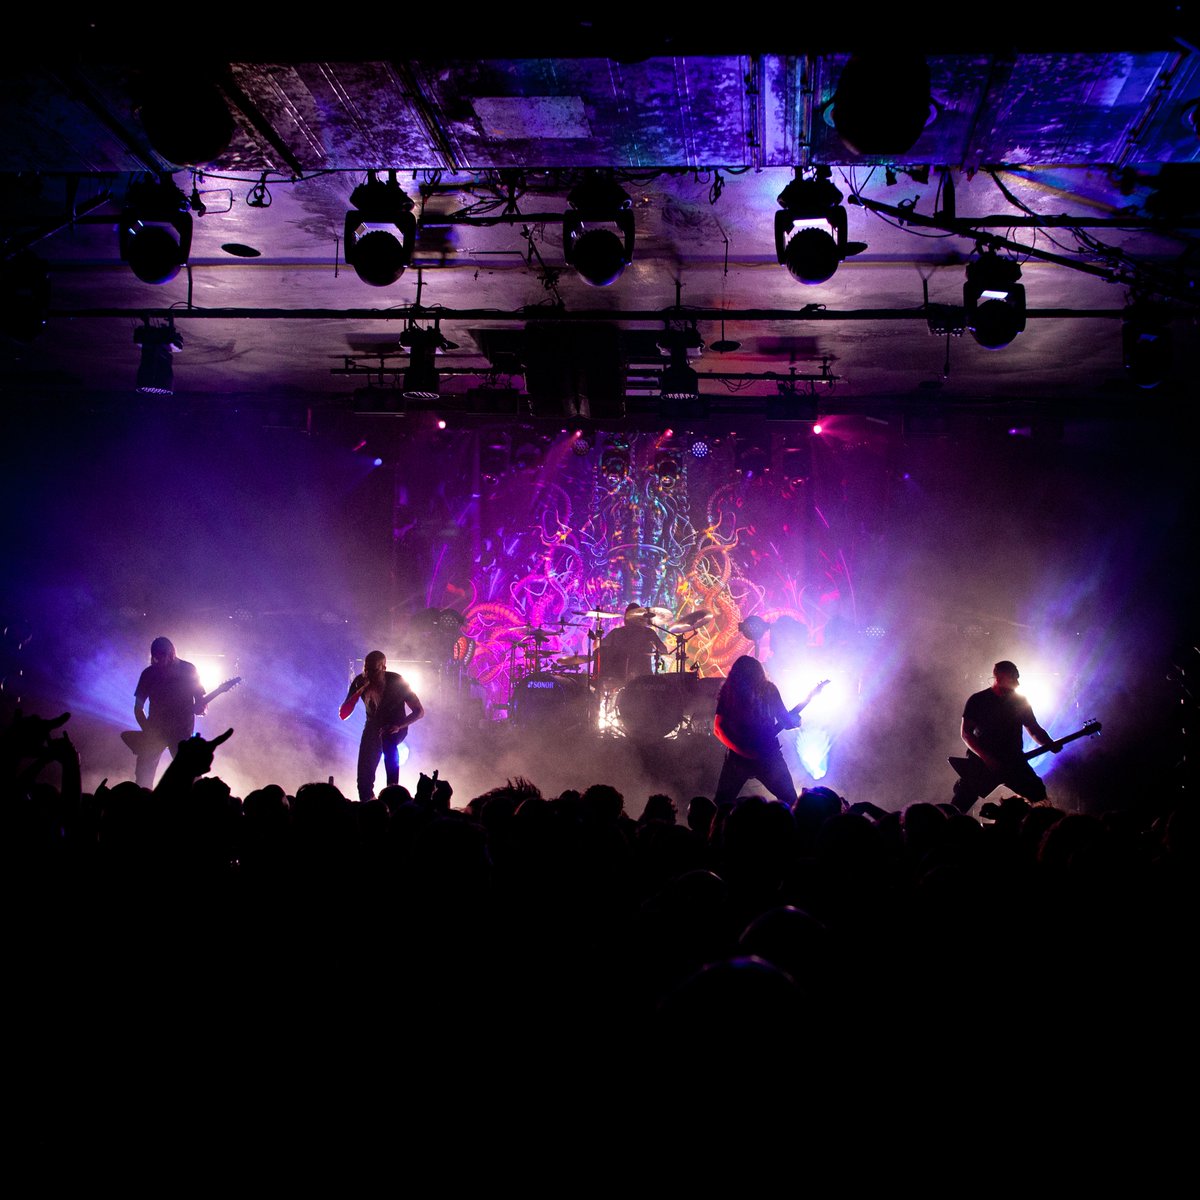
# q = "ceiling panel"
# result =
<box><xmin>2</xmin><ymin>34</ymin><xmax>1199</xmax><ymax>414</ymax></box>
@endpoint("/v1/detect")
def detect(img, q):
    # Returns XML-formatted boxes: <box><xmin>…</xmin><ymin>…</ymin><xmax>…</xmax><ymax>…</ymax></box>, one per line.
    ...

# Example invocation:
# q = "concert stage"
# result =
<box><xmin>0</xmin><ymin>401</ymin><xmax>1188</xmax><ymax>812</ymax></box>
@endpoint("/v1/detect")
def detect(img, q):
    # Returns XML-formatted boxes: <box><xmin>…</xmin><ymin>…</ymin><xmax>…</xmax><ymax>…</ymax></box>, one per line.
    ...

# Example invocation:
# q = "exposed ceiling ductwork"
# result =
<box><xmin>3</xmin><ymin>17</ymin><xmax>1199</xmax><ymax>414</ymax></box>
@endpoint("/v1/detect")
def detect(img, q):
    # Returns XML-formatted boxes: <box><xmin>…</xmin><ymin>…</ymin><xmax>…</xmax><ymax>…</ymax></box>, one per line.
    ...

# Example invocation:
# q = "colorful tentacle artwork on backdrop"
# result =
<box><xmin>677</xmin><ymin>482</ymin><xmax>767</xmax><ymax>676</ymax></box>
<box><xmin>424</xmin><ymin>433</ymin><xmax>855</xmax><ymax>714</ymax></box>
<box><xmin>580</xmin><ymin>435</ymin><xmax>695</xmax><ymax>612</ymax></box>
<box><xmin>460</xmin><ymin>476</ymin><xmax>587</xmax><ymax>707</ymax></box>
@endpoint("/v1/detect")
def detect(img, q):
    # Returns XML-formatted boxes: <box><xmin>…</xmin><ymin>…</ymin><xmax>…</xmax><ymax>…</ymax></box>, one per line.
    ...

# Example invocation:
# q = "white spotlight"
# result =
<box><xmin>1016</xmin><ymin>670</ymin><xmax>1058</xmax><ymax>719</ymax></box>
<box><xmin>188</xmin><ymin>653</ymin><xmax>235</xmax><ymax>696</ymax></box>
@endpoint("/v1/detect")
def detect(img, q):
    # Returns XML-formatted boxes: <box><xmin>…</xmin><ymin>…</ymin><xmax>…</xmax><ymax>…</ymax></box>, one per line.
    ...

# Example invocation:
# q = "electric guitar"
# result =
<box><xmin>791</xmin><ymin>679</ymin><xmax>831</xmax><ymax>719</ymax></box>
<box><xmin>718</xmin><ymin>679</ymin><xmax>832</xmax><ymax>758</ymax></box>
<box><xmin>948</xmin><ymin>719</ymin><xmax>1101</xmax><ymax>797</ymax></box>
<box><xmin>120</xmin><ymin>676</ymin><xmax>243</xmax><ymax>756</ymax></box>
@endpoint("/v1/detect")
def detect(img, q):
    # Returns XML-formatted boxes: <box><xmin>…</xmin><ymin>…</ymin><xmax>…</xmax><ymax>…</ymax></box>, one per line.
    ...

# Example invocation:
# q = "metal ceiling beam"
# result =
<box><xmin>217</xmin><ymin>70</ymin><xmax>307</xmax><ymax>178</ymax></box>
<box><xmin>48</xmin><ymin>305</ymin><xmax>1132</xmax><ymax>322</ymax></box>
<box><xmin>387</xmin><ymin>61</ymin><xmax>465</xmax><ymax>172</ymax></box>
<box><xmin>1</xmin><ymin>184</ymin><xmax>113</xmax><ymax>259</ymax></box>
<box><xmin>848</xmin><ymin>191</ymin><xmax>1198</xmax><ymax>294</ymax></box>
<box><xmin>44</xmin><ymin>68</ymin><xmax>163</xmax><ymax>174</ymax></box>
<box><xmin>331</xmin><ymin>365</ymin><xmax>841</xmax><ymax>384</ymax></box>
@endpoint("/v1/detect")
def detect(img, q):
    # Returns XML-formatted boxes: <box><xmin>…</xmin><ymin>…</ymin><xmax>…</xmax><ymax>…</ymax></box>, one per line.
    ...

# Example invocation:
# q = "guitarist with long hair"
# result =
<box><xmin>712</xmin><ymin>654</ymin><xmax>828</xmax><ymax>808</ymax></box>
<box><xmin>952</xmin><ymin>660</ymin><xmax>1061</xmax><ymax>814</ymax></box>
<box><xmin>132</xmin><ymin>636</ymin><xmax>208</xmax><ymax>788</ymax></box>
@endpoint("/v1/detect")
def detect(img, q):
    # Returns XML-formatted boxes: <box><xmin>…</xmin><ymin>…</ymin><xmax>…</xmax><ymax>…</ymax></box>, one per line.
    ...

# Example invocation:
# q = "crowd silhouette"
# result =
<box><xmin>5</xmin><ymin>709</ymin><xmax>1191</xmax><ymax>1163</ymax></box>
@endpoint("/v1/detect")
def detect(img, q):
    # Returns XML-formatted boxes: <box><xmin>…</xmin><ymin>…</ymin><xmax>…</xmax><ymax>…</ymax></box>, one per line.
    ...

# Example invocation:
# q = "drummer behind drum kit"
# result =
<box><xmin>505</xmin><ymin>605</ymin><xmax>720</xmax><ymax>741</ymax></box>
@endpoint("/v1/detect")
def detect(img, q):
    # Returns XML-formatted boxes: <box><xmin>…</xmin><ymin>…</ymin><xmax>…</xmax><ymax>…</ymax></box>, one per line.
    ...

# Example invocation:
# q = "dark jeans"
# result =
<box><xmin>134</xmin><ymin>726</ymin><xmax>191</xmax><ymax>789</ymax></box>
<box><xmin>951</xmin><ymin>757</ymin><xmax>1047</xmax><ymax>814</ymax></box>
<box><xmin>357</xmin><ymin>722</ymin><xmax>403</xmax><ymax>801</ymax></box>
<box><xmin>135</xmin><ymin>744</ymin><xmax>168</xmax><ymax>790</ymax></box>
<box><xmin>714</xmin><ymin>747</ymin><xmax>799</xmax><ymax>808</ymax></box>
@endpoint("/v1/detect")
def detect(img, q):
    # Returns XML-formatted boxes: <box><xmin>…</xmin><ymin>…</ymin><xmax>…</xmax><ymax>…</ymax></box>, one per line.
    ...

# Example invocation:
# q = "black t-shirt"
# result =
<box><xmin>345</xmin><ymin>671</ymin><xmax>417</xmax><ymax>728</ymax></box>
<box><xmin>717</xmin><ymin>680</ymin><xmax>791</xmax><ymax>758</ymax></box>
<box><xmin>135</xmin><ymin>659</ymin><xmax>204</xmax><ymax>739</ymax></box>
<box><xmin>598</xmin><ymin>623</ymin><xmax>662</xmax><ymax>681</ymax></box>
<box><xmin>962</xmin><ymin>687</ymin><xmax>1035</xmax><ymax>761</ymax></box>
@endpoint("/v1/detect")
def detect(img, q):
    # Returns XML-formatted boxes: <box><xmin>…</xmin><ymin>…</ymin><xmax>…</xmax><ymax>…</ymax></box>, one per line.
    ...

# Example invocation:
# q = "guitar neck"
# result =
<box><xmin>202</xmin><ymin>677</ymin><xmax>241</xmax><ymax>705</ymax></box>
<box><xmin>793</xmin><ymin>680</ymin><xmax>830</xmax><ymax>714</ymax></box>
<box><xmin>1024</xmin><ymin>724</ymin><xmax>1094</xmax><ymax>762</ymax></box>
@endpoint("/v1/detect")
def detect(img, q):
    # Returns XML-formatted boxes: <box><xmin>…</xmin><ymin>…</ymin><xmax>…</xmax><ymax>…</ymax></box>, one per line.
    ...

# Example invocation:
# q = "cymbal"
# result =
<box><xmin>521</xmin><ymin>628</ymin><xmax>558</xmax><ymax>642</ymax></box>
<box><xmin>555</xmin><ymin>653</ymin><xmax>593</xmax><ymax>667</ymax></box>
<box><xmin>669</xmin><ymin>608</ymin><xmax>715</xmax><ymax>633</ymax></box>
<box><xmin>628</xmin><ymin>605</ymin><xmax>673</xmax><ymax>624</ymax></box>
<box><xmin>581</xmin><ymin>609</ymin><xmax>622</xmax><ymax>619</ymax></box>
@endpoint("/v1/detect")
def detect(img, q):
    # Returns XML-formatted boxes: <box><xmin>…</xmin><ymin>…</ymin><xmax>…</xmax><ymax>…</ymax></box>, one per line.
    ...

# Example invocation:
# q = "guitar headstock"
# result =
<box><xmin>210</xmin><ymin>676</ymin><xmax>243</xmax><ymax>698</ymax></box>
<box><xmin>1082</xmin><ymin>719</ymin><xmax>1102</xmax><ymax>736</ymax></box>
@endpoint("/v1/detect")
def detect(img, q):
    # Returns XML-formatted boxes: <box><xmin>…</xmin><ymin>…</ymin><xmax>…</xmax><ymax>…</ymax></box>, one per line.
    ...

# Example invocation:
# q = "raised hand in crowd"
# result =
<box><xmin>2</xmin><ymin>710</ymin><xmax>70</xmax><ymax>778</ymax></box>
<box><xmin>155</xmin><ymin>727</ymin><xmax>234</xmax><ymax>795</ymax></box>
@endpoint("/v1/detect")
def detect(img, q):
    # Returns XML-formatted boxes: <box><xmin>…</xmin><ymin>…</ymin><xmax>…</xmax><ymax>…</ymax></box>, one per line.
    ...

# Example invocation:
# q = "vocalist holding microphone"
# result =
<box><xmin>340</xmin><ymin>650</ymin><xmax>424</xmax><ymax>802</ymax></box>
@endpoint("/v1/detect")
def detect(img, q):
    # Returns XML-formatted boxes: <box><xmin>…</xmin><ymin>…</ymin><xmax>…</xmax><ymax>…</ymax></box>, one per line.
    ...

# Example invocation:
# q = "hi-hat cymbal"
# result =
<box><xmin>521</xmin><ymin>628</ymin><xmax>558</xmax><ymax>642</ymax></box>
<box><xmin>669</xmin><ymin>608</ymin><xmax>715</xmax><ymax>633</ymax></box>
<box><xmin>581</xmin><ymin>609</ymin><xmax>622</xmax><ymax>619</ymax></box>
<box><xmin>554</xmin><ymin>654</ymin><xmax>594</xmax><ymax>667</ymax></box>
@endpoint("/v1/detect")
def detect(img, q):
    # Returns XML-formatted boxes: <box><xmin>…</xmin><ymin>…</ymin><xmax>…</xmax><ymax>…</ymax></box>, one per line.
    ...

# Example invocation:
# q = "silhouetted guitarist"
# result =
<box><xmin>952</xmin><ymin>659</ymin><xmax>1060</xmax><ymax>814</ymax></box>
<box><xmin>132</xmin><ymin>637</ymin><xmax>208</xmax><ymax>788</ymax></box>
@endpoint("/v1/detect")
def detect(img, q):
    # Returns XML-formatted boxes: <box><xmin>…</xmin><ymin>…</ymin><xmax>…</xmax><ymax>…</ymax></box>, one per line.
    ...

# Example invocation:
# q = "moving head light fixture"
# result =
<box><xmin>345</xmin><ymin>170</ymin><xmax>417</xmax><ymax>287</ymax></box>
<box><xmin>119</xmin><ymin>176</ymin><xmax>193</xmax><ymax>285</ymax></box>
<box><xmin>657</xmin><ymin>321</ymin><xmax>707</xmax><ymax>419</ymax></box>
<box><xmin>775</xmin><ymin>167</ymin><xmax>867</xmax><ymax>285</ymax></box>
<box><xmin>563</xmin><ymin>173</ymin><xmax>635</xmax><ymax>286</ymax></box>
<box><xmin>401</xmin><ymin>319</ymin><xmax>457</xmax><ymax>400</ymax></box>
<box><xmin>964</xmin><ymin>248</ymin><xmax>1026</xmax><ymax>350</ymax></box>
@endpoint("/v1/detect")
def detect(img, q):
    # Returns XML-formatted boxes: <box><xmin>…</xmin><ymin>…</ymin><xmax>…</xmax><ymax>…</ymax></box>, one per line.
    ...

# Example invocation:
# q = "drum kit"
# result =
<box><xmin>503</xmin><ymin>604</ymin><xmax>719</xmax><ymax>740</ymax></box>
<box><xmin>503</xmin><ymin>620</ymin><xmax>583</xmax><ymax>725</ymax></box>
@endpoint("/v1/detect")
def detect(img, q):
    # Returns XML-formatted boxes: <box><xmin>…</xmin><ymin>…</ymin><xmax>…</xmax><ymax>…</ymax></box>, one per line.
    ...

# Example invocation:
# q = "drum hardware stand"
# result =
<box><xmin>572</xmin><ymin>607</ymin><xmax>622</xmax><ymax>734</ymax></box>
<box><xmin>576</xmin><ymin>607</ymin><xmax>620</xmax><ymax>689</ymax></box>
<box><xmin>665</xmin><ymin>608</ymin><xmax>715</xmax><ymax>674</ymax></box>
<box><xmin>663</xmin><ymin>608</ymin><xmax>716</xmax><ymax>734</ymax></box>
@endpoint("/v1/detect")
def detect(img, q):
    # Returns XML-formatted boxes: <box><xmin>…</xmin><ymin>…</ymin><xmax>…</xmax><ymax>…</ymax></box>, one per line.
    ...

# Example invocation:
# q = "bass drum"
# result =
<box><xmin>617</xmin><ymin>673</ymin><xmax>724</xmax><ymax>740</ymax></box>
<box><xmin>682</xmin><ymin>676</ymin><xmax>723</xmax><ymax>731</ymax></box>
<box><xmin>615</xmin><ymin>674</ymin><xmax>689</xmax><ymax>740</ymax></box>
<box><xmin>511</xmin><ymin>672</ymin><xmax>587</xmax><ymax>726</ymax></box>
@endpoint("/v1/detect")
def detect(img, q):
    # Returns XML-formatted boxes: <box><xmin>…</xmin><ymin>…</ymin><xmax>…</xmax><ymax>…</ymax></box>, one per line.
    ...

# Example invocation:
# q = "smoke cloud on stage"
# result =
<box><xmin>1</xmin><ymin>401</ymin><xmax>1192</xmax><ymax>813</ymax></box>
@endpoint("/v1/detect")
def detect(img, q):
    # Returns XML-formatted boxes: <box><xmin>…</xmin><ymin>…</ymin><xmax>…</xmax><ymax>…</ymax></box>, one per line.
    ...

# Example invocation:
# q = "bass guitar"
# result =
<box><xmin>948</xmin><ymin>719</ymin><xmax>1101</xmax><ymax>797</ymax></box>
<box><xmin>120</xmin><ymin>676</ymin><xmax>243</xmax><ymax>756</ymax></box>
